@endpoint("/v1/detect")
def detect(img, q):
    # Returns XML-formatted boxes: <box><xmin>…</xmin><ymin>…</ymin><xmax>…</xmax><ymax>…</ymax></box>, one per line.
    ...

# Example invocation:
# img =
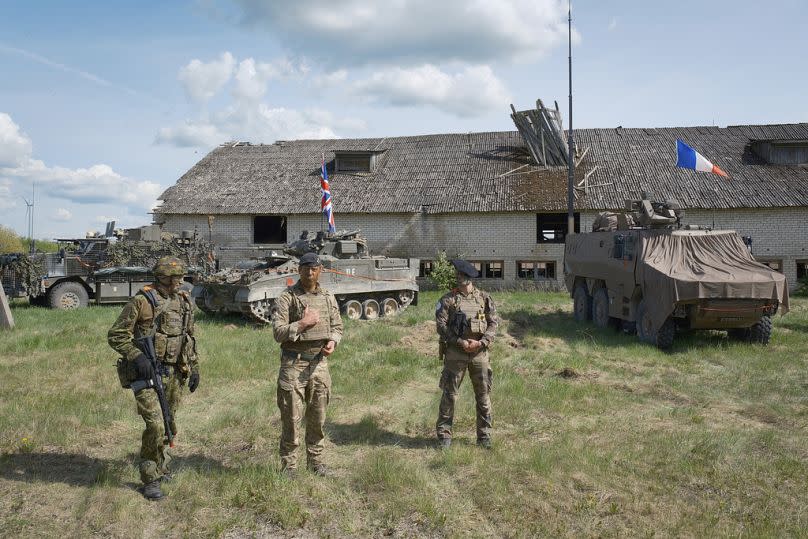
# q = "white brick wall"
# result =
<box><xmin>158</xmin><ymin>207</ymin><xmax>808</xmax><ymax>291</ymax></box>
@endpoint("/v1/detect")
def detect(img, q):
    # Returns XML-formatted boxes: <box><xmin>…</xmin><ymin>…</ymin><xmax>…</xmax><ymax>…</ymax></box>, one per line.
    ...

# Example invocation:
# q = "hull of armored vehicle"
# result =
<box><xmin>194</xmin><ymin>256</ymin><xmax>419</xmax><ymax>323</ymax></box>
<box><xmin>564</xmin><ymin>228</ymin><xmax>788</xmax><ymax>349</ymax></box>
<box><xmin>193</xmin><ymin>234</ymin><xmax>419</xmax><ymax>323</ymax></box>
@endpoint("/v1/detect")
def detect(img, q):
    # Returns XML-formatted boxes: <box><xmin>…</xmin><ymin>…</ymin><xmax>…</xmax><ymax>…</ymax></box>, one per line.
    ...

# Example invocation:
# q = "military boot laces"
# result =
<box><xmin>142</xmin><ymin>480</ymin><xmax>164</xmax><ymax>501</ymax></box>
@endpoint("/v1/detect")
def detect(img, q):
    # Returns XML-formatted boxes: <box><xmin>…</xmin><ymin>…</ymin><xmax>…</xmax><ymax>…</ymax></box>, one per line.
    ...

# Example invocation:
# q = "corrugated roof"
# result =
<box><xmin>157</xmin><ymin>123</ymin><xmax>808</xmax><ymax>215</ymax></box>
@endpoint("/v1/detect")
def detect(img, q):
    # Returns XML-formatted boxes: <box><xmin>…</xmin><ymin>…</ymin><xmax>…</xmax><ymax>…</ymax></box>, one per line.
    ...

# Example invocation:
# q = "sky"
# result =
<box><xmin>0</xmin><ymin>0</ymin><xmax>805</xmax><ymax>239</ymax></box>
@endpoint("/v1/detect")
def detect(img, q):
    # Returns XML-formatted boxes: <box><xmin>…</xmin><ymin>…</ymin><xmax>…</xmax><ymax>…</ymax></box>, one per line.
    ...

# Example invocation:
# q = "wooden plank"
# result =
<box><xmin>0</xmin><ymin>285</ymin><xmax>14</xmax><ymax>330</ymax></box>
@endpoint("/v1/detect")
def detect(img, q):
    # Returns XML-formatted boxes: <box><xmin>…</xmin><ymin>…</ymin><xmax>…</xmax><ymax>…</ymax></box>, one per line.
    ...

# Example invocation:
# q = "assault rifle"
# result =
<box><xmin>131</xmin><ymin>334</ymin><xmax>175</xmax><ymax>448</ymax></box>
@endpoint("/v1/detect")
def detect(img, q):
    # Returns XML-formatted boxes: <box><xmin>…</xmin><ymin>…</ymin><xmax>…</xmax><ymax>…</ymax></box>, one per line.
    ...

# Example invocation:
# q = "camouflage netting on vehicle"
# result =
<box><xmin>1</xmin><ymin>253</ymin><xmax>46</xmax><ymax>294</ymax></box>
<box><xmin>104</xmin><ymin>238</ymin><xmax>215</xmax><ymax>274</ymax></box>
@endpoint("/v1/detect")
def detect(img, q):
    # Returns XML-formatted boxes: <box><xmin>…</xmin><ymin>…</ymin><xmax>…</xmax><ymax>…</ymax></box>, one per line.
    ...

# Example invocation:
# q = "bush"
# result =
<box><xmin>0</xmin><ymin>226</ymin><xmax>25</xmax><ymax>254</ymax></box>
<box><xmin>428</xmin><ymin>251</ymin><xmax>456</xmax><ymax>291</ymax></box>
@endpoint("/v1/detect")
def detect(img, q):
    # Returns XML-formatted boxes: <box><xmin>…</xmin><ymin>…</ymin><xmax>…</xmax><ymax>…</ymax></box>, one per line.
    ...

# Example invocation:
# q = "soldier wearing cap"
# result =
<box><xmin>108</xmin><ymin>256</ymin><xmax>200</xmax><ymax>500</ymax></box>
<box><xmin>271</xmin><ymin>251</ymin><xmax>343</xmax><ymax>476</ymax></box>
<box><xmin>434</xmin><ymin>259</ymin><xmax>498</xmax><ymax>449</ymax></box>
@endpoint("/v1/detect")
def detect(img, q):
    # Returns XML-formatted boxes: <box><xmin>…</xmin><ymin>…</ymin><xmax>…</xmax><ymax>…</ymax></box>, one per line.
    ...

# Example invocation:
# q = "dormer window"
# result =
<box><xmin>751</xmin><ymin>139</ymin><xmax>808</xmax><ymax>165</ymax></box>
<box><xmin>334</xmin><ymin>150</ymin><xmax>385</xmax><ymax>173</ymax></box>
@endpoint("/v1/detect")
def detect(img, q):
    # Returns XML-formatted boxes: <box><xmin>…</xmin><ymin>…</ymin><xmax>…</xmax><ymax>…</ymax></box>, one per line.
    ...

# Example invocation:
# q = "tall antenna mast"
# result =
<box><xmin>566</xmin><ymin>0</ymin><xmax>575</xmax><ymax>237</ymax></box>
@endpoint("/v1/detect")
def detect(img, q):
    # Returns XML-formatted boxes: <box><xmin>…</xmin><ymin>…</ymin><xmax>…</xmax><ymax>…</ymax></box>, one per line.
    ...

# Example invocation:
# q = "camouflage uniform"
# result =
<box><xmin>108</xmin><ymin>284</ymin><xmax>198</xmax><ymax>484</ymax></box>
<box><xmin>271</xmin><ymin>281</ymin><xmax>343</xmax><ymax>471</ymax></box>
<box><xmin>435</xmin><ymin>287</ymin><xmax>498</xmax><ymax>443</ymax></box>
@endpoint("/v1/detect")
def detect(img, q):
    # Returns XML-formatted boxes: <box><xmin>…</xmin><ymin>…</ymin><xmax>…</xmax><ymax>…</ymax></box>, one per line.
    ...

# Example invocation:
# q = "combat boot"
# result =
<box><xmin>309</xmin><ymin>464</ymin><xmax>329</xmax><ymax>477</ymax></box>
<box><xmin>477</xmin><ymin>438</ymin><xmax>492</xmax><ymax>450</ymax></box>
<box><xmin>281</xmin><ymin>466</ymin><xmax>297</xmax><ymax>479</ymax></box>
<box><xmin>438</xmin><ymin>438</ymin><xmax>451</xmax><ymax>450</ymax></box>
<box><xmin>142</xmin><ymin>480</ymin><xmax>164</xmax><ymax>501</ymax></box>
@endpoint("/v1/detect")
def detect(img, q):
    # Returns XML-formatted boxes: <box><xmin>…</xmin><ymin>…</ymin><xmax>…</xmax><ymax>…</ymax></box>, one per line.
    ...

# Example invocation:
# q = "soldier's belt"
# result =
<box><xmin>281</xmin><ymin>350</ymin><xmax>322</xmax><ymax>361</ymax></box>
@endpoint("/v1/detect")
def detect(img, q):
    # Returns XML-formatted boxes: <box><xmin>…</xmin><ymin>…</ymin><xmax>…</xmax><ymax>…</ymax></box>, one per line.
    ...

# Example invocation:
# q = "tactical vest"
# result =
<box><xmin>140</xmin><ymin>288</ymin><xmax>192</xmax><ymax>365</ymax></box>
<box><xmin>453</xmin><ymin>290</ymin><xmax>488</xmax><ymax>338</ymax></box>
<box><xmin>289</xmin><ymin>286</ymin><xmax>336</xmax><ymax>342</ymax></box>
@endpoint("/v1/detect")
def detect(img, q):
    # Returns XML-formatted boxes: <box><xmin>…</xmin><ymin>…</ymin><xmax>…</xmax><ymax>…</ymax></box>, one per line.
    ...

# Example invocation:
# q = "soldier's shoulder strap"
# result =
<box><xmin>137</xmin><ymin>286</ymin><xmax>171</xmax><ymax>330</ymax></box>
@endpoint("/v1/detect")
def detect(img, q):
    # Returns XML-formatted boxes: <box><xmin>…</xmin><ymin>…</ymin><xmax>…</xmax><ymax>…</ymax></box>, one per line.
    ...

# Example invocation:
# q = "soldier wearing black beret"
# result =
<box><xmin>434</xmin><ymin>259</ymin><xmax>498</xmax><ymax>449</ymax></box>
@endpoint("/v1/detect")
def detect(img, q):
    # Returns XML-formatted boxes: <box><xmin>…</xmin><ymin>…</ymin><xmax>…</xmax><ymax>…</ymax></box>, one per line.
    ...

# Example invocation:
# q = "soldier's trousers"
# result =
<box><xmin>134</xmin><ymin>373</ymin><xmax>184</xmax><ymax>484</ymax></box>
<box><xmin>436</xmin><ymin>347</ymin><xmax>493</xmax><ymax>442</ymax></box>
<box><xmin>276</xmin><ymin>355</ymin><xmax>331</xmax><ymax>470</ymax></box>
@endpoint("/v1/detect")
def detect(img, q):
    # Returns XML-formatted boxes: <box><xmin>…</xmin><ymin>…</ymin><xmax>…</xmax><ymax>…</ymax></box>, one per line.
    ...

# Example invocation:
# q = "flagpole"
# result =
<box><xmin>566</xmin><ymin>0</ymin><xmax>575</xmax><ymax>237</ymax></box>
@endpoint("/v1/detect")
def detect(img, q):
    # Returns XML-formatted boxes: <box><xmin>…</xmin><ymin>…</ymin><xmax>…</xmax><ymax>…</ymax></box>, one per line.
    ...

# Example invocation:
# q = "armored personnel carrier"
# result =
<box><xmin>564</xmin><ymin>195</ymin><xmax>789</xmax><ymax>349</ymax></box>
<box><xmin>193</xmin><ymin>230</ymin><xmax>419</xmax><ymax>324</ymax></box>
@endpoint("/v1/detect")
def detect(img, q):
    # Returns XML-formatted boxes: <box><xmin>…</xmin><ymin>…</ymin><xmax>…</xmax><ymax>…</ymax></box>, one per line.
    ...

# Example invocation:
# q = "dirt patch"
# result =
<box><xmin>556</xmin><ymin>367</ymin><xmax>579</xmax><ymax>379</ymax></box>
<box><xmin>399</xmin><ymin>321</ymin><xmax>437</xmax><ymax>357</ymax></box>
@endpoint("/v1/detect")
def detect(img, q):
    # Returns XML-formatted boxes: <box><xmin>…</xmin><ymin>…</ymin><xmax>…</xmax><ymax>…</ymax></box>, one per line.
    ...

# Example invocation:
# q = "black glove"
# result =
<box><xmin>188</xmin><ymin>369</ymin><xmax>200</xmax><ymax>393</ymax></box>
<box><xmin>133</xmin><ymin>353</ymin><xmax>154</xmax><ymax>381</ymax></box>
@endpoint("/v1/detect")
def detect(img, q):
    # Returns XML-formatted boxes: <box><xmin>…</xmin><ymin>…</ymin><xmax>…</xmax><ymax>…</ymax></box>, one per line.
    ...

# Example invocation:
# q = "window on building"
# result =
<box><xmin>758</xmin><ymin>258</ymin><xmax>783</xmax><ymax>272</ymax></box>
<box><xmin>419</xmin><ymin>260</ymin><xmax>433</xmax><ymax>277</ymax></box>
<box><xmin>796</xmin><ymin>260</ymin><xmax>808</xmax><ymax>280</ymax></box>
<box><xmin>517</xmin><ymin>261</ymin><xmax>556</xmax><ymax>280</ymax></box>
<box><xmin>470</xmin><ymin>260</ymin><xmax>504</xmax><ymax>279</ymax></box>
<box><xmin>536</xmin><ymin>212</ymin><xmax>580</xmax><ymax>243</ymax></box>
<box><xmin>253</xmin><ymin>215</ymin><xmax>287</xmax><ymax>244</ymax></box>
<box><xmin>335</xmin><ymin>152</ymin><xmax>373</xmax><ymax>172</ymax></box>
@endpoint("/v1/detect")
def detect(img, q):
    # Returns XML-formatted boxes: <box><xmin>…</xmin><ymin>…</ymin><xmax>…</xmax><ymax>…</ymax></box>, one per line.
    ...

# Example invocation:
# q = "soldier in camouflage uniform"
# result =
<box><xmin>108</xmin><ymin>256</ymin><xmax>200</xmax><ymax>500</ymax></box>
<box><xmin>272</xmin><ymin>252</ymin><xmax>343</xmax><ymax>477</ymax></box>
<box><xmin>435</xmin><ymin>259</ymin><xmax>498</xmax><ymax>449</ymax></box>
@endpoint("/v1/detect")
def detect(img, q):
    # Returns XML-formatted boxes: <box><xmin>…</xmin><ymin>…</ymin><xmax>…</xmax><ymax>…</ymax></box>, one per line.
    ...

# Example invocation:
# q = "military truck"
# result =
<box><xmin>193</xmin><ymin>229</ymin><xmax>419</xmax><ymax>324</ymax></box>
<box><xmin>563</xmin><ymin>196</ymin><xmax>789</xmax><ymax>349</ymax></box>
<box><xmin>0</xmin><ymin>225</ymin><xmax>214</xmax><ymax>309</ymax></box>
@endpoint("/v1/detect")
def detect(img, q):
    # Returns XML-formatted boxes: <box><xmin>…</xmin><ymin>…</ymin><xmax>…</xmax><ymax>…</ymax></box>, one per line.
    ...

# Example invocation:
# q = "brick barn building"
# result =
<box><xmin>154</xmin><ymin>123</ymin><xmax>808</xmax><ymax>290</ymax></box>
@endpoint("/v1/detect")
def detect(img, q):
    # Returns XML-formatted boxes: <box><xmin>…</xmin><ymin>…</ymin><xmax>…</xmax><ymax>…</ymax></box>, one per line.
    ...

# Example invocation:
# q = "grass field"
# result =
<box><xmin>1</xmin><ymin>291</ymin><xmax>807</xmax><ymax>538</ymax></box>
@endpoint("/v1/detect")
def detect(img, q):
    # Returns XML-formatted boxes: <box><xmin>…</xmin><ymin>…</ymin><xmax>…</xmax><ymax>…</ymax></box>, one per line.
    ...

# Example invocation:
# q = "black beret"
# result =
<box><xmin>451</xmin><ymin>259</ymin><xmax>479</xmax><ymax>278</ymax></box>
<box><xmin>299</xmin><ymin>252</ymin><xmax>322</xmax><ymax>266</ymax></box>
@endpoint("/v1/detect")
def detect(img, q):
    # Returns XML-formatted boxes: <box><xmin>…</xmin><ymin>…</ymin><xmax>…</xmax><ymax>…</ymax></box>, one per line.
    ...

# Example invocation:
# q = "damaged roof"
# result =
<box><xmin>157</xmin><ymin>123</ymin><xmax>808</xmax><ymax>215</ymax></box>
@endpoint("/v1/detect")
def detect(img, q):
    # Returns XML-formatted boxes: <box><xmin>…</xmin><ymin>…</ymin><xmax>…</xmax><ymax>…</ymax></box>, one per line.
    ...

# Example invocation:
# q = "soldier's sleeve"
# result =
<box><xmin>480</xmin><ymin>293</ymin><xmax>499</xmax><ymax>349</ymax></box>
<box><xmin>184</xmin><ymin>293</ymin><xmax>199</xmax><ymax>368</ymax></box>
<box><xmin>271</xmin><ymin>290</ymin><xmax>300</xmax><ymax>344</ymax></box>
<box><xmin>435</xmin><ymin>293</ymin><xmax>460</xmax><ymax>344</ymax></box>
<box><xmin>328</xmin><ymin>293</ymin><xmax>343</xmax><ymax>345</ymax></box>
<box><xmin>107</xmin><ymin>296</ymin><xmax>146</xmax><ymax>361</ymax></box>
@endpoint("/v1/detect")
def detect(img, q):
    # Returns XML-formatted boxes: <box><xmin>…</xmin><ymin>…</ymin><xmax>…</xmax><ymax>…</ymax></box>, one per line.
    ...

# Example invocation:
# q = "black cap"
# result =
<box><xmin>298</xmin><ymin>252</ymin><xmax>322</xmax><ymax>267</ymax></box>
<box><xmin>451</xmin><ymin>259</ymin><xmax>479</xmax><ymax>278</ymax></box>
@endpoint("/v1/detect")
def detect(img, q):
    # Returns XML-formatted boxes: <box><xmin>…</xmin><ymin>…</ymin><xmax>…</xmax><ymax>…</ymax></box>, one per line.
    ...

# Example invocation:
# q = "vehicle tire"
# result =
<box><xmin>361</xmin><ymin>299</ymin><xmax>380</xmax><ymax>320</ymax></box>
<box><xmin>397</xmin><ymin>290</ymin><xmax>415</xmax><ymax>306</ymax></box>
<box><xmin>748</xmin><ymin>315</ymin><xmax>773</xmax><ymax>345</ymax></box>
<box><xmin>381</xmin><ymin>297</ymin><xmax>399</xmax><ymax>317</ymax></box>
<box><xmin>637</xmin><ymin>299</ymin><xmax>675</xmax><ymax>349</ymax></box>
<box><xmin>656</xmin><ymin>318</ymin><xmax>676</xmax><ymax>350</ymax></box>
<box><xmin>636</xmin><ymin>299</ymin><xmax>653</xmax><ymax>344</ymax></box>
<box><xmin>592</xmin><ymin>287</ymin><xmax>611</xmax><ymax>329</ymax></box>
<box><xmin>342</xmin><ymin>299</ymin><xmax>362</xmax><ymax>320</ymax></box>
<box><xmin>572</xmin><ymin>284</ymin><xmax>592</xmax><ymax>323</ymax></box>
<box><xmin>48</xmin><ymin>281</ymin><xmax>89</xmax><ymax>310</ymax></box>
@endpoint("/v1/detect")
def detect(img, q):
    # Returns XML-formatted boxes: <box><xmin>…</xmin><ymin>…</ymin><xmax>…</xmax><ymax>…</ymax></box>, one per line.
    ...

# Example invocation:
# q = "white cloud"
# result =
<box><xmin>53</xmin><ymin>208</ymin><xmax>72</xmax><ymax>221</ymax></box>
<box><xmin>608</xmin><ymin>17</ymin><xmax>618</xmax><ymax>31</ymax></box>
<box><xmin>351</xmin><ymin>64</ymin><xmax>510</xmax><ymax>117</ymax></box>
<box><xmin>0</xmin><ymin>112</ymin><xmax>162</xmax><ymax>211</ymax></box>
<box><xmin>0</xmin><ymin>178</ymin><xmax>15</xmax><ymax>210</ymax></box>
<box><xmin>0</xmin><ymin>113</ymin><xmax>33</xmax><ymax>167</ymax></box>
<box><xmin>155</xmin><ymin>120</ymin><xmax>227</xmax><ymax>147</ymax></box>
<box><xmin>178</xmin><ymin>52</ymin><xmax>236</xmax><ymax>102</ymax></box>
<box><xmin>94</xmin><ymin>215</ymin><xmax>118</xmax><ymax>223</ymax></box>
<box><xmin>227</xmin><ymin>0</ymin><xmax>575</xmax><ymax>66</ymax></box>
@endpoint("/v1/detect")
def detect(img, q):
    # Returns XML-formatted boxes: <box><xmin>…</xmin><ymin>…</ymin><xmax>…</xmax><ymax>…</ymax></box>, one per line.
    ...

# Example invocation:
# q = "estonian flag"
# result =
<box><xmin>676</xmin><ymin>139</ymin><xmax>729</xmax><ymax>178</ymax></box>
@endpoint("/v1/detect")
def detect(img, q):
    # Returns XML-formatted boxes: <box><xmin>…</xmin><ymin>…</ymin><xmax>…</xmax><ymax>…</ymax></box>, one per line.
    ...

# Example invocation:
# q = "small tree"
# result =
<box><xmin>429</xmin><ymin>251</ymin><xmax>456</xmax><ymax>291</ymax></box>
<box><xmin>0</xmin><ymin>226</ymin><xmax>25</xmax><ymax>254</ymax></box>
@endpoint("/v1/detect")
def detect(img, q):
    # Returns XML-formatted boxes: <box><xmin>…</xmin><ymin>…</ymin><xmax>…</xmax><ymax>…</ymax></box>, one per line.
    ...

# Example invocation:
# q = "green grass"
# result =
<box><xmin>1</xmin><ymin>293</ymin><xmax>807</xmax><ymax>537</ymax></box>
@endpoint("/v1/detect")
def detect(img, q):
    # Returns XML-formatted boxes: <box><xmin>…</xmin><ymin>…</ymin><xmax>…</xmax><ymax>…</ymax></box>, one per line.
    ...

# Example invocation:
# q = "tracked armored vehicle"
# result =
<box><xmin>193</xmin><ymin>230</ymin><xmax>419</xmax><ymax>324</ymax></box>
<box><xmin>564</xmin><ymin>195</ymin><xmax>789</xmax><ymax>349</ymax></box>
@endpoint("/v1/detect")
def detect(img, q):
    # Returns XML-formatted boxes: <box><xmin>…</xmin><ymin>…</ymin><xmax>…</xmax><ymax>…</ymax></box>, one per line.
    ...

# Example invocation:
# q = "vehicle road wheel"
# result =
<box><xmin>248</xmin><ymin>299</ymin><xmax>273</xmax><ymax>324</ymax></box>
<box><xmin>48</xmin><ymin>281</ymin><xmax>89</xmax><ymax>310</ymax></box>
<box><xmin>572</xmin><ymin>284</ymin><xmax>592</xmax><ymax>322</ymax></box>
<box><xmin>656</xmin><ymin>318</ymin><xmax>676</xmax><ymax>350</ymax></box>
<box><xmin>381</xmin><ymin>297</ymin><xmax>399</xmax><ymax>317</ymax></box>
<box><xmin>342</xmin><ymin>299</ymin><xmax>362</xmax><ymax>320</ymax></box>
<box><xmin>637</xmin><ymin>299</ymin><xmax>675</xmax><ymax>349</ymax></box>
<box><xmin>398</xmin><ymin>290</ymin><xmax>415</xmax><ymax>306</ymax></box>
<box><xmin>361</xmin><ymin>299</ymin><xmax>380</xmax><ymax>320</ymax></box>
<box><xmin>592</xmin><ymin>287</ymin><xmax>611</xmax><ymax>329</ymax></box>
<box><xmin>748</xmin><ymin>315</ymin><xmax>772</xmax><ymax>345</ymax></box>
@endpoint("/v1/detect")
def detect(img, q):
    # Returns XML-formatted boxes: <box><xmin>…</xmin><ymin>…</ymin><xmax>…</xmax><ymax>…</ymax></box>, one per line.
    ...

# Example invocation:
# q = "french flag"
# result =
<box><xmin>676</xmin><ymin>139</ymin><xmax>729</xmax><ymax>178</ymax></box>
<box><xmin>320</xmin><ymin>153</ymin><xmax>336</xmax><ymax>233</ymax></box>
